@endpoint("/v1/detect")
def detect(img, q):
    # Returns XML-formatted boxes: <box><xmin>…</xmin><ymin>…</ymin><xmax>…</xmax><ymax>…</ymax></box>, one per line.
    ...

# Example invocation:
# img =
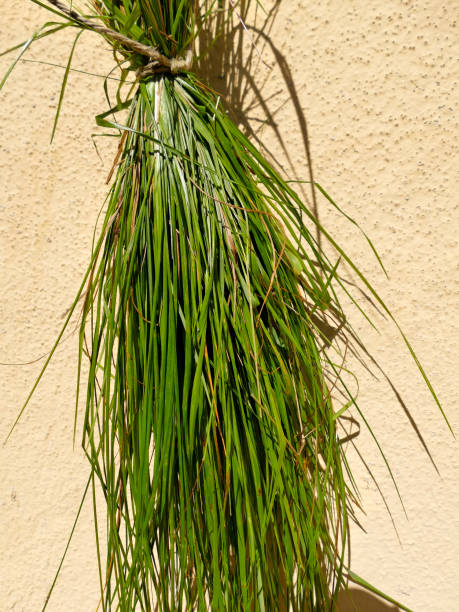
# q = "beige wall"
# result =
<box><xmin>1</xmin><ymin>2</ymin><xmax>458</xmax><ymax>610</ymax></box>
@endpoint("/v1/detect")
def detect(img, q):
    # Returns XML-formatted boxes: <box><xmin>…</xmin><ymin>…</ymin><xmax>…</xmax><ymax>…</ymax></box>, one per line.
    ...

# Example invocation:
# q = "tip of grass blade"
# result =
<box><xmin>347</xmin><ymin>570</ymin><xmax>413</xmax><ymax>612</ymax></box>
<box><xmin>50</xmin><ymin>30</ymin><xmax>83</xmax><ymax>143</ymax></box>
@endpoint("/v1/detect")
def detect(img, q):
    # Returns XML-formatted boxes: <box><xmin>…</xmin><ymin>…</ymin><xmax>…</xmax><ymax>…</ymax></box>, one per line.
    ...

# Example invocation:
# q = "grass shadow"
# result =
<box><xmin>337</xmin><ymin>587</ymin><xmax>401</xmax><ymax>611</ymax></box>
<box><xmin>196</xmin><ymin>0</ymin><xmax>319</xmax><ymax>225</ymax></box>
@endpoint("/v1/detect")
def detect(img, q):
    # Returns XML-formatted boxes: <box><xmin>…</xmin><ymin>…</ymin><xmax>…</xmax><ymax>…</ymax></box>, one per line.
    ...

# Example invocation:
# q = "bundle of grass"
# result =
<box><xmin>2</xmin><ymin>1</ymin><xmax>449</xmax><ymax>610</ymax></box>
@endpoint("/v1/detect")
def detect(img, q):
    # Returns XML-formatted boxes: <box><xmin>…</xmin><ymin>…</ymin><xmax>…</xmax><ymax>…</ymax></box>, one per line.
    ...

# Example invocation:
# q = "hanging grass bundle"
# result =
<box><xmin>2</xmin><ymin>1</ymin><xmax>450</xmax><ymax>610</ymax></box>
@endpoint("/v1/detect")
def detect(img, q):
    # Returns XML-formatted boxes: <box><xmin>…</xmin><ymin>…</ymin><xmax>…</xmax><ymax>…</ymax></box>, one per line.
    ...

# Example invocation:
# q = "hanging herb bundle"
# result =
<box><xmin>2</xmin><ymin>1</ymin><xmax>449</xmax><ymax>610</ymax></box>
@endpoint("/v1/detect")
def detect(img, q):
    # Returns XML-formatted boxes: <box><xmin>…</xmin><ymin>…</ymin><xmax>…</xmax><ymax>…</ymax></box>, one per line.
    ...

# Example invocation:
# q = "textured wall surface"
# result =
<box><xmin>1</xmin><ymin>2</ymin><xmax>458</xmax><ymax>610</ymax></box>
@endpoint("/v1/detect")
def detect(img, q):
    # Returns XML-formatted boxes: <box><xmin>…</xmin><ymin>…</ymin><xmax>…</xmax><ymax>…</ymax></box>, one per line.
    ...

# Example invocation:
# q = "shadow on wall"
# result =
<box><xmin>337</xmin><ymin>588</ymin><xmax>401</xmax><ymax>612</ymax></box>
<box><xmin>198</xmin><ymin>0</ymin><xmax>322</xmax><ymax>247</ymax></box>
<box><xmin>197</xmin><ymin>1</ymin><xmax>314</xmax><ymax>192</ymax></box>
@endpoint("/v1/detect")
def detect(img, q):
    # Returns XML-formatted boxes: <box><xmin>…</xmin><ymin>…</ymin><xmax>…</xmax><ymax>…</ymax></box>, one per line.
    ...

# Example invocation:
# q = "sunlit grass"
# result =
<box><xmin>1</xmin><ymin>2</ymin><xmax>448</xmax><ymax>610</ymax></box>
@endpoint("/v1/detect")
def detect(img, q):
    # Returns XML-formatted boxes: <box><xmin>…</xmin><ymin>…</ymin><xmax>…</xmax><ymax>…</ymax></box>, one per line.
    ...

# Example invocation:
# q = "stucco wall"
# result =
<box><xmin>1</xmin><ymin>2</ymin><xmax>458</xmax><ymax>610</ymax></box>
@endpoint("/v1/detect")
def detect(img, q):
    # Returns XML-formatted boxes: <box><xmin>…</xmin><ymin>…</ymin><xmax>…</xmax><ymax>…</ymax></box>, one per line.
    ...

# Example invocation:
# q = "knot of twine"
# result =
<box><xmin>135</xmin><ymin>50</ymin><xmax>194</xmax><ymax>80</ymax></box>
<box><xmin>46</xmin><ymin>0</ymin><xmax>194</xmax><ymax>76</ymax></box>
